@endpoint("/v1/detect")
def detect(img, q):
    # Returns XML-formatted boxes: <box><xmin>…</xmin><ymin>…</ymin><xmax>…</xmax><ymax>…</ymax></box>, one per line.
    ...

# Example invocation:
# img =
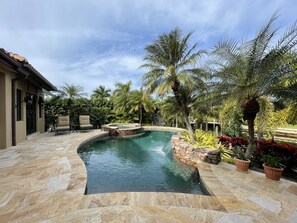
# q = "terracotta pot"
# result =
<box><xmin>263</xmin><ymin>164</ymin><xmax>284</xmax><ymax>181</ymax></box>
<box><xmin>235</xmin><ymin>158</ymin><xmax>250</xmax><ymax>173</ymax></box>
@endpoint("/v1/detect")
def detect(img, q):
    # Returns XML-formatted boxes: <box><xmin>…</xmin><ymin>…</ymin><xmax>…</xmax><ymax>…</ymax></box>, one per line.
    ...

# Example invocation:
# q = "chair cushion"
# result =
<box><xmin>79</xmin><ymin>115</ymin><xmax>91</xmax><ymax>125</ymax></box>
<box><xmin>57</xmin><ymin>116</ymin><xmax>69</xmax><ymax>126</ymax></box>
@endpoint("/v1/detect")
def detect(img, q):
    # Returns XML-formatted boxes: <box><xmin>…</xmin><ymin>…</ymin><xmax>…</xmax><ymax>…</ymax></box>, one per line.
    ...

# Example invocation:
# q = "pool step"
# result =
<box><xmin>78</xmin><ymin>192</ymin><xmax>226</xmax><ymax>212</ymax></box>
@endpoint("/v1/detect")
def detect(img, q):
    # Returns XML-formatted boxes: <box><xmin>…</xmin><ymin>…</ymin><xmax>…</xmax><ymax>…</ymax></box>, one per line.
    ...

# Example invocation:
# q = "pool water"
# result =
<box><xmin>78</xmin><ymin>131</ymin><xmax>206</xmax><ymax>194</ymax></box>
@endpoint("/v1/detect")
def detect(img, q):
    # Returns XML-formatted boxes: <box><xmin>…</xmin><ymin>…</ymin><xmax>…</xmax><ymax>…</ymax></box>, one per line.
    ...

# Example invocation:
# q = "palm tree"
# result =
<box><xmin>141</xmin><ymin>28</ymin><xmax>206</xmax><ymax>138</ymax></box>
<box><xmin>128</xmin><ymin>88</ymin><xmax>154</xmax><ymax>125</ymax></box>
<box><xmin>91</xmin><ymin>85</ymin><xmax>111</xmax><ymax>106</ymax></box>
<box><xmin>59</xmin><ymin>83</ymin><xmax>87</xmax><ymax>101</ymax></box>
<box><xmin>112</xmin><ymin>81</ymin><xmax>132</xmax><ymax>113</ymax></box>
<box><xmin>161</xmin><ymin>85</ymin><xmax>208</xmax><ymax>128</ymax></box>
<box><xmin>212</xmin><ymin>14</ymin><xmax>297</xmax><ymax>158</ymax></box>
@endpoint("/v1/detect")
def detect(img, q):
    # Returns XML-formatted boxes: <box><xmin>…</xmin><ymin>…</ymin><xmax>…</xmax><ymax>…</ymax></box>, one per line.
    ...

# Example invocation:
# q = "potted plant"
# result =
<box><xmin>233</xmin><ymin>146</ymin><xmax>250</xmax><ymax>173</ymax></box>
<box><xmin>262</xmin><ymin>155</ymin><xmax>285</xmax><ymax>181</ymax></box>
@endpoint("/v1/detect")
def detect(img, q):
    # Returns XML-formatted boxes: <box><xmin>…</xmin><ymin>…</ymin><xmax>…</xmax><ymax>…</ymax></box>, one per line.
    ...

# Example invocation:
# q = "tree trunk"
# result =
<box><xmin>172</xmin><ymin>84</ymin><xmax>194</xmax><ymax>139</ymax></box>
<box><xmin>245</xmin><ymin>118</ymin><xmax>256</xmax><ymax>159</ymax></box>
<box><xmin>139</xmin><ymin>105</ymin><xmax>143</xmax><ymax>126</ymax></box>
<box><xmin>183</xmin><ymin>112</ymin><xmax>194</xmax><ymax>139</ymax></box>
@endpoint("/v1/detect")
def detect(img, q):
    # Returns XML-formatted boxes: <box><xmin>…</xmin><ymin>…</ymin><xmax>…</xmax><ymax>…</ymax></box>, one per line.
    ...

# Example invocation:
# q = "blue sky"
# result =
<box><xmin>1</xmin><ymin>0</ymin><xmax>296</xmax><ymax>96</ymax></box>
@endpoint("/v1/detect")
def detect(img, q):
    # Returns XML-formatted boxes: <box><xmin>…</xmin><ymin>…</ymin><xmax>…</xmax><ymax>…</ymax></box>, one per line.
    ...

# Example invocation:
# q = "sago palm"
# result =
<box><xmin>141</xmin><ymin>28</ymin><xmax>206</xmax><ymax>137</ymax></box>
<box><xmin>212</xmin><ymin>13</ymin><xmax>297</xmax><ymax>158</ymax></box>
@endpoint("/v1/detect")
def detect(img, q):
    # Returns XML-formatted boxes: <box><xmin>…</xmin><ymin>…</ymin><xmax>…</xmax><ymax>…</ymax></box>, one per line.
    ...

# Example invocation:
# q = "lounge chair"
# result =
<box><xmin>55</xmin><ymin>116</ymin><xmax>70</xmax><ymax>135</ymax></box>
<box><xmin>79</xmin><ymin>115</ymin><xmax>93</xmax><ymax>132</ymax></box>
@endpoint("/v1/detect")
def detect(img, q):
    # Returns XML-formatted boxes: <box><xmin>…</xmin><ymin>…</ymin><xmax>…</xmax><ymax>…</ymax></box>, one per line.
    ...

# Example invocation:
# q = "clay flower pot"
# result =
<box><xmin>263</xmin><ymin>164</ymin><xmax>284</xmax><ymax>181</ymax></box>
<box><xmin>235</xmin><ymin>158</ymin><xmax>250</xmax><ymax>173</ymax></box>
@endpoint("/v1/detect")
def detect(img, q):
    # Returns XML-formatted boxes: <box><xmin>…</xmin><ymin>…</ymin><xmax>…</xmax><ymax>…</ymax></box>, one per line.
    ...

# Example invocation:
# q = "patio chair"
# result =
<box><xmin>79</xmin><ymin>115</ymin><xmax>93</xmax><ymax>132</ymax></box>
<box><xmin>55</xmin><ymin>116</ymin><xmax>70</xmax><ymax>135</ymax></box>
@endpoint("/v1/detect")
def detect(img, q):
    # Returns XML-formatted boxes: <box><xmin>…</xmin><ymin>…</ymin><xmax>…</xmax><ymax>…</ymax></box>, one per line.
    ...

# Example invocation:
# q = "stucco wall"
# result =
<box><xmin>15</xmin><ymin>79</ymin><xmax>27</xmax><ymax>144</ymax></box>
<box><xmin>0</xmin><ymin>72</ymin><xmax>6</xmax><ymax>149</ymax></box>
<box><xmin>0</xmin><ymin>68</ymin><xmax>46</xmax><ymax>149</ymax></box>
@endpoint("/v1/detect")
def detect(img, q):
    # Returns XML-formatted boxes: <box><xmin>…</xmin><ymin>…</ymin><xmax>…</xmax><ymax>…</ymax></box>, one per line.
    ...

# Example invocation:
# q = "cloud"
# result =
<box><xmin>0</xmin><ymin>0</ymin><xmax>296</xmax><ymax>98</ymax></box>
<box><xmin>29</xmin><ymin>53</ymin><xmax>143</xmax><ymax>96</ymax></box>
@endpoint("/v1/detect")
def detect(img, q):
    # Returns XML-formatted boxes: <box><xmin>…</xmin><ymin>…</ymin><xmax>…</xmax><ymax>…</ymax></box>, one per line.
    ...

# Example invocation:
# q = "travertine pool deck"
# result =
<box><xmin>0</xmin><ymin>129</ymin><xmax>297</xmax><ymax>222</ymax></box>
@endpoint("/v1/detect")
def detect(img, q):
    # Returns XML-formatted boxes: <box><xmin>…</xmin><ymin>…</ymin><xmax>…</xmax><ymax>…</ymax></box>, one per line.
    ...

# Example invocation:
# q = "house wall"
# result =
<box><xmin>0</xmin><ymin>72</ymin><xmax>7</xmax><ymax>149</ymax></box>
<box><xmin>0</xmin><ymin>67</ymin><xmax>46</xmax><ymax>149</ymax></box>
<box><xmin>15</xmin><ymin>79</ymin><xmax>27</xmax><ymax>144</ymax></box>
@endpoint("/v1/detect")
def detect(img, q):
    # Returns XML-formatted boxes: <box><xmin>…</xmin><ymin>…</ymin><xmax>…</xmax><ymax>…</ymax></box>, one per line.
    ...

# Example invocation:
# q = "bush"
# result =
<box><xmin>252</xmin><ymin>140</ymin><xmax>297</xmax><ymax>169</ymax></box>
<box><xmin>218</xmin><ymin>135</ymin><xmax>248</xmax><ymax>148</ymax></box>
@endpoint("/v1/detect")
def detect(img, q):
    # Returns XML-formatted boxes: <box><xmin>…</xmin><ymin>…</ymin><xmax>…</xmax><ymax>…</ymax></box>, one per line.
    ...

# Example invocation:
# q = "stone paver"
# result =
<box><xmin>0</xmin><ymin>129</ymin><xmax>296</xmax><ymax>222</ymax></box>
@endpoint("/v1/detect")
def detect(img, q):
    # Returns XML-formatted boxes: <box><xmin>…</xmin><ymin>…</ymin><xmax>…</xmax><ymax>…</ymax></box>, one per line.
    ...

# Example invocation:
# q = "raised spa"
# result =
<box><xmin>78</xmin><ymin>131</ymin><xmax>208</xmax><ymax>195</ymax></box>
<box><xmin>101</xmin><ymin>123</ymin><xmax>143</xmax><ymax>136</ymax></box>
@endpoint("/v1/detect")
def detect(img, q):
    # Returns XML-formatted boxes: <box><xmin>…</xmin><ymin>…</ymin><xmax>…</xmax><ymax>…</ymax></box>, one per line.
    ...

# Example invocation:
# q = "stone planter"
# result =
<box><xmin>235</xmin><ymin>158</ymin><xmax>250</xmax><ymax>173</ymax></box>
<box><xmin>263</xmin><ymin>164</ymin><xmax>284</xmax><ymax>181</ymax></box>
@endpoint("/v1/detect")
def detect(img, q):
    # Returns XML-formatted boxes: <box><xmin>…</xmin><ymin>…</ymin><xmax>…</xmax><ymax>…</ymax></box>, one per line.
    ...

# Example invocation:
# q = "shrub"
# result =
<box><xmin>218</xmin><ymin>135</ymin><xmax>248</xmax><ymax>148</ymax></box>
<box><xmin>182</xmin><ymin>130</ymin><xmax>220</xmax><ymax>150</ymax></box>
<box><xmin>252</xmin><ymin>140</ymin><xmax>297</xmax><ymax>169</ymax></box>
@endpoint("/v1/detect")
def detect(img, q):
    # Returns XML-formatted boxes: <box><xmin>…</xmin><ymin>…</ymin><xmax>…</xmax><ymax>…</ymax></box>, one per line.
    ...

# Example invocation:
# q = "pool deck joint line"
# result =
<box><xmin>0</xmin><ymin>127</ymin><xmax>296</xmax><ymax>222</ymax></box>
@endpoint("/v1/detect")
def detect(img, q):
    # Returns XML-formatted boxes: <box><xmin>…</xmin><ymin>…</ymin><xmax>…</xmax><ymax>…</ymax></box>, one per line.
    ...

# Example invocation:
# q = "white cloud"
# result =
<box><xmin>0</xmin><ymin>0</ymin><xmax>296</xmax><ymax>98</ymax></box>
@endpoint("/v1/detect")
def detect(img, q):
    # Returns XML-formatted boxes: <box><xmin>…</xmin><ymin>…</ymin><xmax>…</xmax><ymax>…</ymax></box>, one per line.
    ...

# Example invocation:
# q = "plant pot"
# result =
<box><xmin>263</xmin><ymin>164</ymin><xmax>284</xmax><ymax>181</ymax></box>
<box><xmin>235</xmin><ymin>158</ymin><xmax>250</xmax><ymax>173</ymax></box>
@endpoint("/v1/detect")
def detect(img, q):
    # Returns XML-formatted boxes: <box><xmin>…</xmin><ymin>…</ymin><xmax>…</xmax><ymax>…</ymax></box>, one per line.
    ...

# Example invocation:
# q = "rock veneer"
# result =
<box><xmin>172</xmin><ymin>134</ymin><xmax>221</xmax><ymax>165</ymax></box>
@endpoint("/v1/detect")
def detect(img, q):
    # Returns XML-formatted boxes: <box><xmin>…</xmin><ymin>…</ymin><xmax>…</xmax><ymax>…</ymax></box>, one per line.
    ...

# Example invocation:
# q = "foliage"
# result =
<box><xmin>218</xmin><ymin>136</ymin><xmax>248</xmax><ymax>148</ymax></box>
<box><xmin>219</xmin><ymin>99</ymin><xmax>242</xmax><ymax>137</ymax></box>
<box><xmin>233</xmin><ymin>146</ymin><xmax>248</xmax><ymax>160</ymax></box>
<box><xmin>252</xmin><ymin>140</ymin><xmax>297</xmax><ymax>170</ymax></box>
<box><xmin>212</xmin><ymin>14</ymin><xmax>297</xmax><ymax>158</ymax></box>
<box><xmin>141</xmin><ymin>27</ymin><xmax>207</xmax><ymax>138</ymax></box>
<box><xmin>128</xmin><ymin>89</ymin><xmax>155</xmax><ymax>125</ymax></box>
<box><xmin>220</xmin><ymin>146</ymin><xmax>235</xmax><ymax>164</ymax></box>
<box><xmin>287</xmin><ymin>103</ymin><xmax>297</xmax><ymax>125</ymax></box>
<box><xmin>262</xmin><ymin>155</ymin><xmax>283</xmax><ymax>168</ymax></box>
<box><xmin>182</xmin><ymin>129</ymin><xmax>220</xmax><ymax>150</ymax></box>
<box><xmin>111</xmin><ymin>82</ymin><xmax>155</xmax><ymax>124</ymax></box>
<box><xmin>59</xmin><ymin>83</ymin><xmax>87</xmax><ymax>100</ymax></box>
<box><xmin>256</xmin><ymin>97</ymin><xmax>287</xmax><ymax>140</ymax></box>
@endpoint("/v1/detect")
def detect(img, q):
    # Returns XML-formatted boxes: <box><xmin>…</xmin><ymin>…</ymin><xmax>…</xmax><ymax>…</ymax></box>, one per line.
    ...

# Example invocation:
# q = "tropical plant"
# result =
<box><xmin>256</xmin><ymin>97</ymin><xmax>287</xmax><ymax>140</ymax></box>
<box><xmin>128</xmin><ymin>88</ymin><xmax>154</xmax><ymax>125</ymax></box>
<box><xmin>59</xmin><ymin>83</ymin><xmax>87</xmax><ymax>101</ymax></box>
<box><xmin>212</xmin><ymin>13</ymin><xmax>297</xmax><ymax>158</ymax></box>
<box><xmin>112</xmin><ymin>81</ymin><xmax>132</xmax><ymax>113</ymax></box>
<box><xmin>219</xmin><ymin>99</ymin><xmax>242</xmax><ymax>137</ymax></box>
<box><xmin>141</xmin><ymin>28</ymin><xmax>206</xmax><ymax>139</ymax></box>
<box><xmin>233</xmin><ymin>146</ymin><xmax>248</xmax><ymax>161</ymax></box>
<box><xmin>262</xmin><ymin>155</ymin><xmax>283</xmax><ymax>168</ymax></box>
<box><xmin>182</xmin><ymin>129</ymin><xmax>220</xmax><ymax>150</ymax></box>
<box><xmin>91</xmin><ymin>85</ymin><xmax>111</xmax><ymax>105</ymax></box>
<box><xmin>286</xmin><ymin>102</ymin><xmax>297</xmax><ymax>125</ymax></box>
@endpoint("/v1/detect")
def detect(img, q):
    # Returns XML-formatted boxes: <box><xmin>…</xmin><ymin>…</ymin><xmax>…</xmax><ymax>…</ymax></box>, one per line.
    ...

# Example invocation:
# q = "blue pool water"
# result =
<box><xmin>78</xmin><ymin>131</ymin><xmax>206</xmax><ymax>194</ymax></box>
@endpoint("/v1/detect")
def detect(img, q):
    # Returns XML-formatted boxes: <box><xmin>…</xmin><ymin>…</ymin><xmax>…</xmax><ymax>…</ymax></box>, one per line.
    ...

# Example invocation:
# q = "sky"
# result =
<box><xmin>1</xmin><ymin>0</ymin><xmax>296</xmax><ymax>97</ymax></box>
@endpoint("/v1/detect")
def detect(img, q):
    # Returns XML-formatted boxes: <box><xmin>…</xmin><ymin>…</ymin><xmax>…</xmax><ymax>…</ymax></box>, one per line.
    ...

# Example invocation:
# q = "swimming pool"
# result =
<box><xmin>78</xmin><ymin>131</ymin><xmax>207</xmax><ymax>194</ymax></box>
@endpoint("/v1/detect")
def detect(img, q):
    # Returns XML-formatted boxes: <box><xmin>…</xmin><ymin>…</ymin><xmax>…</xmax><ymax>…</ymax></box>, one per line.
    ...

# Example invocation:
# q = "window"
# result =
<box><xmin>16</xmin><ymin>89</ymin><xmax>22</xmax><ymax>121</ymax></box>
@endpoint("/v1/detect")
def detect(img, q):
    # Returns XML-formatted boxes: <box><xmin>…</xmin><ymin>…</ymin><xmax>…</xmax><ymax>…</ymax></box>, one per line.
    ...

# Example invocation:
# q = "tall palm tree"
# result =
<box><xmin>141</xmin><ymin>28</ymin><xmax>206</xmax><ymax>138</ymax></box>
<box><xmin>212</xmin><ymin>14</ymin><xmax>297</xmax><ymax>158</ymax></box>
<box><xmin>128</xmin><ymin>88</ymin><xmax>154</xmax><ymax>125</ymax></box>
